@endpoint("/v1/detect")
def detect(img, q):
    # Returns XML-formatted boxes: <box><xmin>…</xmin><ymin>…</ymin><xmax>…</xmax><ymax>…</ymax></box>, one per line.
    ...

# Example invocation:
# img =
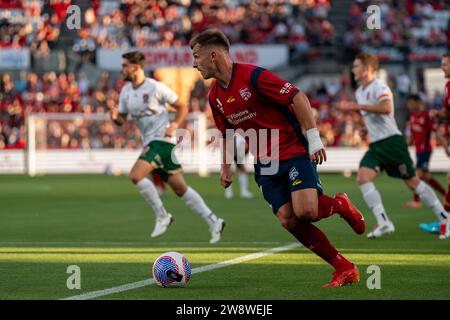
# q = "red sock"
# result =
<box><xmin>330</xmin><ymin>252</ymin><xmax>354</xmax><ymax>271</ymax></box>
<box><xmin>288</xmin><ymin>222</ymin><xmax>353</xmax><ymax>270</ymax></box>
<box><xmin>427</xmin><ymin>177</ymin><xmax>446</xmax><ymax>196</ymax></box>
<box><xmin>316</xmin><ymin>194</ymin><xmax>345</xmax><ymax>221</ymax></box>
<box><xmin>413</xmin><ymin>193</ymin><xmax>420</xmax><ymax>202</ymax></box>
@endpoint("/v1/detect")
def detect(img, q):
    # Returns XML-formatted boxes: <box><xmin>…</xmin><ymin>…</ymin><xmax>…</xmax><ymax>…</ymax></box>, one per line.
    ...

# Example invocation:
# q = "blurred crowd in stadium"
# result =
<box><xmin>0</xmin><ymin>0</ymin><xmax>449</xmax><ymax>150</ymax></box>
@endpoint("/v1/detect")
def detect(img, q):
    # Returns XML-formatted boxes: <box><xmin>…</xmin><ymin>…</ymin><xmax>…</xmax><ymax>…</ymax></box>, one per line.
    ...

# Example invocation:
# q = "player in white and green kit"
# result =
<box><xmin>110</xmin><ymin>51</ymin><xmax>225</xmax><ymax>243</ymax></box>
<box><xmin>338</xmin><ymin>53</ymin><xmax>449</xmax><ymax>239</ymax></box>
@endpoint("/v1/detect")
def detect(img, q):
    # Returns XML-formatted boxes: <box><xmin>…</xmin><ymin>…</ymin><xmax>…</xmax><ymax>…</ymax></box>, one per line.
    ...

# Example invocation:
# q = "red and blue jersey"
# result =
<box><xmin>409</xmin><ymin>110</ymin><xmax>436</xmax><ymax>153</ymax></box>
<box><xmin>208</xmin><ymin>63</ymin><xmax>307</xmax><ymax>161</ymax></box>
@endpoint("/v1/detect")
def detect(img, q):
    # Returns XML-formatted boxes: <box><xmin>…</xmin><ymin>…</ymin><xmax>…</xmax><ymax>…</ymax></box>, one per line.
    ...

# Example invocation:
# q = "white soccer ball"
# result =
<box><xmin>152</xmin><ymin>251</ymin><xmax>191</xmax><ymax>288</ymax></box>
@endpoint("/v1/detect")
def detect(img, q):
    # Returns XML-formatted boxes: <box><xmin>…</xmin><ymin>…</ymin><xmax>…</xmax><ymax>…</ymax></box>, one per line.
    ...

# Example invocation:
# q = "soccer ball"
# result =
<box><xmin>152</xmin><ymin>251</ymin><xmax>191</xmax><ymax>288</ymax></box>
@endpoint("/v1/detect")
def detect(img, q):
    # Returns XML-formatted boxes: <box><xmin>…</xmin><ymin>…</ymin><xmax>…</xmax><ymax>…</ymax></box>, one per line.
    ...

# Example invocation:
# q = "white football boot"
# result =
<box><xmin>439</xmin><ymin>220</ymin><xmax>450</xmax><ymax>240</ymax></box>
<box><xmin>367</xmin><ymin>221</ymin><xmax>395</xmax><ymax>239</ymax></box>
<box><xmin>209</xmin><ymin>218</ymin><xmax>226</xmax><ymax>244</ymax></box>
<box><xmin>151</xmin><ymin>213</ymin><xmax>173</xmax><ymax>238</ymax></box>
<box><xmin>240</xmin><ymin>190</ymin><xmax>254</xmax><ymax>199</ymax></box>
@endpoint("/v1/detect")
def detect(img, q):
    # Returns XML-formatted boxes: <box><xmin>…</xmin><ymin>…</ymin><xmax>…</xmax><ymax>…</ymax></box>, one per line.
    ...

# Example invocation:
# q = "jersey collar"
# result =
<box><xmin>218</xmin><ymin>63</ymin><xmax>236</xmax><ymax>91</ymax></box>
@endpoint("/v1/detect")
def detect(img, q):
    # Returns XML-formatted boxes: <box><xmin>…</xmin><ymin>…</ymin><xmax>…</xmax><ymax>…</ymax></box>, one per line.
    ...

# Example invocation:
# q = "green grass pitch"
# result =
<box><xmin>0</xmin><ymin>173</ymin><xmax>449</xmax><ymax>300</ymax></box>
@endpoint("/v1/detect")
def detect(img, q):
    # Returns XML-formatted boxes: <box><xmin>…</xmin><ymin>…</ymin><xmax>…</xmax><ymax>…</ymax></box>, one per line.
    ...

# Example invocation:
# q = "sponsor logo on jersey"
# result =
<box><xmin>143</xmin><ymin>93</ymin><xmax>149</xmax><ymax>104</ymax></box>
<box><xmin>289</xmin><ymin>167</ymin><xmax>299</xmax><ymax>181</ymax></box>
<box><xmin>216</xmin><ymin>98</ymin><xmax>224</xmax><ymax>113</ymax></box>
<box><xmin>239</xmin><ymin>87</ymin><xmax>252</xmax><ymax>101</ymax></box>
<box><xmin>227</xmin><ymin>96</ymin><xmax>235</xmax><ymax>103</ymax></box>
<box><xmin>292</xmin><ymin>179</ymin><xmax>302</xmax><ymax>186</ymax></box>
<box><xmin>279</xmin><ymin>82</ymin><xmax>293</xmax><ymax>95</ymax></box>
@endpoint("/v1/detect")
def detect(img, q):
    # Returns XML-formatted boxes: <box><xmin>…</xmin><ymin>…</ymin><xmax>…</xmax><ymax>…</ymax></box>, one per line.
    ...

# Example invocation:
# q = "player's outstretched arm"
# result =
<box><xmin>165</xmin><ymin>100</ymin><xmax>188</xmax><ymax>137</ymax></box>
<box><xmin>291</xmin><ymin>92</ymin><xmax>327</xmax><ymax>164</ymax></box>
<box><xmin>337</xmin><ymin>99</ymin><xmax>392</xmax><ymax>114</ymax></box>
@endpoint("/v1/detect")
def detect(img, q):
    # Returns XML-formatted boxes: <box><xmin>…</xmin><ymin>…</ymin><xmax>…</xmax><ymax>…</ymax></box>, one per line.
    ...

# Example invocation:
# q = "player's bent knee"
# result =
<box><xmin>173</xmin><ymin>186</ymin><xmax>187</xmax><ymax>197</ymax></box>
<box><xmin>277</xmin><ymin>207</ymin><xmax>299</xmax><ymax>231</ymax></box>
<box><xmin>278</xmin><ymin>216</ymin><xmax>298</xmax><ymax>231</ymax></box>
<box><xmin>293</xmin><ymin>205</ymin><xmax>317</xmax><ymax>221</ymax></box>
<box><xmin>405</xmin><ymin>176</ymin><xmax>420</xmax><ymax>190</ymax></box>
<box><xmin>129</xmin><ymin>172</ymin><xmax>144</xmax><ymax>185</ymax></box>
<box><xmin>357</xmin><ymin>171</ymin><xmax>374</xmax><ymax>185</ymax></box>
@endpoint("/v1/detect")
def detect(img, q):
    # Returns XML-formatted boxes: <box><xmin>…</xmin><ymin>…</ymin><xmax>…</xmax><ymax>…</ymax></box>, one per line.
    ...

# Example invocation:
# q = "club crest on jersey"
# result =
<box><xmin>143</xmin><ymin>94</ymin><xmax>149</xmax><ymax>104</ymax></box>
<box><xmin>239</xmin><ymin>87</ymin><xmax>251</xmax><ymax>101</ymax></box>
<box><xmin>289</xmin><ymin>167</ymin><xmax>299</xmax><ymax>181</ymax></box>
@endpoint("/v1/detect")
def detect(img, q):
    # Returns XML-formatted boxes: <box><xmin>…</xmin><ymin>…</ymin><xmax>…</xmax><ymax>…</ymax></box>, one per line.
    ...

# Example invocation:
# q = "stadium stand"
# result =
<box><xmin>0</xmin><ymin>0</ymin><xmax>449</xmax><ymax>150</ymax></box>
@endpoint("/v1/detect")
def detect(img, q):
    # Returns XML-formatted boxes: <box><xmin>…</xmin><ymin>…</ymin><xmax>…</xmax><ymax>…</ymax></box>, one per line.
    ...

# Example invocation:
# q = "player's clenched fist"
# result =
<box><xmin>220</xmin><ymin>165</ymin><xmax>233</xmax><ymax>188</ymax></box>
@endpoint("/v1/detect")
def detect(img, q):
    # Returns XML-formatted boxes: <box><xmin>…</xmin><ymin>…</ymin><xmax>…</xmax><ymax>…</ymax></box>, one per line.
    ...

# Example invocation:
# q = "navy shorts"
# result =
<box><xmin>254</xmin><ymin>155</ymin><xmax>324</xmax><ymax>214</ymax></box>
<box><xmin>416</xmin><ymin>151</ymin><xmax>431</xmax><ymax>171</ymax></box>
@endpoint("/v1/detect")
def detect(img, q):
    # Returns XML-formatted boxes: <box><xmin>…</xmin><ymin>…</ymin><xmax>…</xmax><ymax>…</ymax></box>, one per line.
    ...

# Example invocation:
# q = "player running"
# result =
<box><xmin>190</xmin><ymin>29</ymin><xmax>365</xmax><ymax>287</ymax></box>
<box><xmin>403</xmin><ymin>94</ymin><xmax>446</xmax><ymax>209</ymax></box>
<box><xmin>420</xmin><ymin>53</ymin><xmax>450</xmax><ymax>234</ymax></box>
<box><xmin>338</xmin><ymin>53</ymin><xmax>450</xmax><ymax>239</ymax></box>
<box><xmin>110</xmin><ymin>51</ymin><xmax>225</xmax><ymax>244</ymax></box>
<box><xmin>437</xmin><ymin>53</ymin><xmax>450</xmax><ymax>212</ymax></box>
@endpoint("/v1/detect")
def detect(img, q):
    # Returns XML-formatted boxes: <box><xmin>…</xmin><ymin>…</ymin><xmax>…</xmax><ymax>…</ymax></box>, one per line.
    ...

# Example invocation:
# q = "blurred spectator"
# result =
<box><xmin>343</xmin><ymin>0</ymin><xmax>449</xmax><ymax>60</ymax></box>
<box><xmin>0</xmin><ymin>0</ymin><xmax>67</xmax><ymax>51</ymax></box>
<box><xmin>72</xmin><ymin>0</ymin><xmax>334</xmax><ymax>60</ymax></box>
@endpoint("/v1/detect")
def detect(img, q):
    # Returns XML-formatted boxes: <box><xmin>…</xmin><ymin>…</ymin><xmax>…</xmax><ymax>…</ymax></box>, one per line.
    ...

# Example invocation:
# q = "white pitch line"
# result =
<box><xmin>0</xmin><ymin>241</ymin><xmax>288</xmax><ymax>246</ymax></box>
<box><xmin>61</xmin><ymin>242</ymin><xmax>301</xmax><ymax>300</ymax></box>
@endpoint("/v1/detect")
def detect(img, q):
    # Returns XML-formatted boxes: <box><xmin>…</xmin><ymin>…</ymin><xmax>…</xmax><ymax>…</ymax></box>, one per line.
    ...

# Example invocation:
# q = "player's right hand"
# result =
<box><xmin>310</xmin><ymin>148</ymin><xmax>327</xmax><ymax>165</ymax></box>
<box><xmin>220</xmin><ymin>167</ymin><xmax>233</xmax><ymax>188</ymax></box>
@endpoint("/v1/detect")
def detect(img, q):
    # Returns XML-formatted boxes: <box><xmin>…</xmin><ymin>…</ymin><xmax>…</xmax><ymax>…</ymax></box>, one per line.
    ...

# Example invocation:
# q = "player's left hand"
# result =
<box><xmin>310</xmin><ymin>148</ymin><xmax>327</xmax><ymax>165</ymax></box>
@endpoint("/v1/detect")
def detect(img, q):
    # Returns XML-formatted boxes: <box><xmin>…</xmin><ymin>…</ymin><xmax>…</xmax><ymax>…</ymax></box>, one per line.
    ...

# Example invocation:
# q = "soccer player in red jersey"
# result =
<box><xmin>420</xmin><ymin>53</ymin><xmax>450</xmax><ymax>237</ymax></box>
<box><xmin>190</xmin><ymin>29</ymin><xmax>366</xmax><ymax>287</ymax></box>
<box><xmin>403</xmin><ymin>94</ymin><xmax>446</xmax><ymax>209</ymax></box>
<box><xmin>440</xmin><ymin>53</ymin><xmax>450</xmax><ymax>212</ymax></box>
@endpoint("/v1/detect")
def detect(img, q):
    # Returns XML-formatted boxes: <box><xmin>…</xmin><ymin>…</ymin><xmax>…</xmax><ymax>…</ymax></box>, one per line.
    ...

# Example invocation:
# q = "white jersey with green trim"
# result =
<box><xmin>355</xmin><ymin>78</ymin><xmax>401</xmax><ymax>143</ymax></box>
<box><xmin>118</xmin><ymin>78</ymin><xmax>178</xmax><ymax>145</ymax></box>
